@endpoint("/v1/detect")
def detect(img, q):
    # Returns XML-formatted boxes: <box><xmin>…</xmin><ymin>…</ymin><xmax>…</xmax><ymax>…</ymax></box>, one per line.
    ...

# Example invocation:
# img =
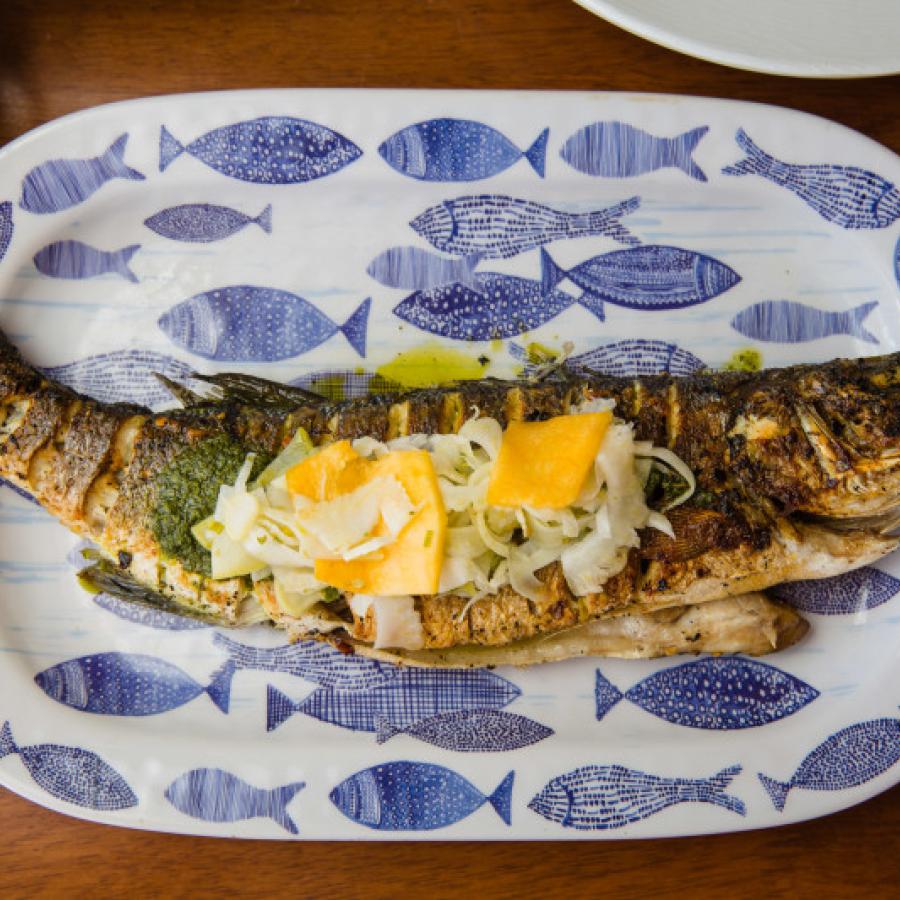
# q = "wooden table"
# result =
<box><xmin>0</xmin><ymin>1</ymin><xmax>897</xmax><ymax>896</ymax></box>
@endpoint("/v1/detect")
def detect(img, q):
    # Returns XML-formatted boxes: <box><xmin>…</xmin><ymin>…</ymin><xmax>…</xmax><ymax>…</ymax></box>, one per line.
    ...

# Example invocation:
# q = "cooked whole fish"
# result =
<box><xmin>1</xmin><ymin>327</ymin><xmax>898</xmax><ymax>660</ymax></box>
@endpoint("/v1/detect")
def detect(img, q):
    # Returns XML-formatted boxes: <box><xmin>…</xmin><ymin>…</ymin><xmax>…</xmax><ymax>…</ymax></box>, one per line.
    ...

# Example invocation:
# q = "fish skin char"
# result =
<box><xmin>1</xmin><ymin>326</ymin><xmax>899</xmax><ymax>649</ymax></box>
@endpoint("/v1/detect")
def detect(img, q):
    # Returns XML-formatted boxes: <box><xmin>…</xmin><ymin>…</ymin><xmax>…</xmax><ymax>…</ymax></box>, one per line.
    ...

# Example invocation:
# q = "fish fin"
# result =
<box><xmin>487</xmin><ymin>771</ymin><xmax>515</xmax><ymax>825</ymax></box>
<box><xmin>594</xmin><ymin>670</ymin><xmax>623</xmax><ymax>720</ymax></box>
<box><xmin>722</xmin><ymin>128</ymin><xmax>772</xmax><ymax>177</ymax></box>
<box><xmin>524</xmin><ymin>128</ymin><xmax>550</xmax><ymax>178</ymax></box>
<box><xmin>190</xmin><ymin>370</ymin><xmax>328</xmax><ymax>408</ymax></box>
<box><xmin>268</xmin><ymin>782</ymin><xmax>306</xmax><ymax>834</ymax></box>
<box><xmin>676</xmin><ymin>126</ymin><xmax>709</xmax><ymax>182</ymax></box>
<box><xmin>255</xmin><ymin>204</ymin><xmax>273</xmax><ymax>234</ymax></box>
<box><xmin>374</xmin><ymin>716</ymin><xmax>403</xmax><ymax>744</ymax></box>
<box><xmin>846</xmin><ymin>301</ymin><xmax>879</xmax><ymax>344</ymax></box>
<box><xmin>103</xmin><ymin>134</ymin><xmax>146</xmax><ymax>182</ymax></box>
<box><xmin>0</xmin><ymin>721</ymin><xmax>17</xmax><ymax>759</ymax></box>
<box><xmin>540</xmin><ymin>247</ymin><xmax>566</xmax><ymax>295</ymax></box>
<box><xmin>159</xmin><ymin>126</ymin><xmax>185</xmax><ymax>173</ymax></box>
<box><xmin>339</xmin><ymin>297</ymin><xmax>371</xmax><ymax>358</ymax></box>
<box><xmin>116</xmin><ymin>244</ymin><xmax>141</xmax><ymax>283</ymax></box>
<box><xmin>589</xmin><ymin>196</ymin><xmax>642</xmax><ymax>245</ymax></box>
<box><xmin>460</xmin><ymin>253</ymin><xmax>482</xmax><ymax>288</ymax></box>
<box><xmin>577</xmin><ymin>290</ymin><xmax>607</xmax><ymax>323</ymax></box>
<box><xmin>704</xmin><ymin>765</ymin><xmax>746</xmax><ymax>817</ymax></box>
<box><xmin>204</xmin><ymin>658</ymin><xmax>236</xmax><ymax>714</ymax></box>
<box><xmin>758</xmin><ymin>772</ymin><xmax>791</xmax><ymax>812</ymax></box>
<box><xmin>152</xmin><ymin>372</ymin><xmax>206</xmax><ymax>408</ymax></box>
<box><xmin>266</xmin><ymin>684</ymin><xmax>299</xmax><ymax>732</ymax></box>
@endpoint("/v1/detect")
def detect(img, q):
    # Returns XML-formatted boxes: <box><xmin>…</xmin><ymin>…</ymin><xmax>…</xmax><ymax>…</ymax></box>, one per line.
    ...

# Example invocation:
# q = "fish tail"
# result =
<box><xmin>758</xmin><ymin>772</ymin><xmax>792</xmax><ymax>812</ymax></box>
<box><xmin>539</xmin><ymin>247</ymin><xmax>567</xmax><ymax>296</ymax></box>
<box><xmin>487</xmin><ymin>771</ymin><xmax>515</xmax><ymax>825</ymax></box>
<box><xmin>524</xmin><ymin>128</ymin><xmax>550</xmax><ymax>178</ymax></box>
<box><xmin>577</xmin><ymin>291</ymin><xmax>606</xmax><ymax>323</ymax></box>
<box><xmin>722</xmin><ymin>128</ymin><xmax>772</xmax><ymax>178</ymax></box>
<box><xmin>587</xmin><ymin>197</ymin><xmax>641</xmax><ymax>246</ymax></box>
<box><xmin>700</xmin><ymin>765</ymin><xmax>746</xmax><ymax>816</ymax></box>
<box><xmin>676</xmin><ymin>126</ymin><xmax>709</xmax><ymax>182</ymax></box>
<box><xmin>594</xmin><ymin>670</ymin><xmax>623</xmax><ymax>720</ymax></box>
<box><xmin>102</xmin><ymin>134</ymin><xmax>146</xmax><ymax>183</ymax></box>
<box><xmin>204</xmin><ymin>658</ymin><xmax>237</xmax><ymax>714</ymax></box>
<box><xmin>268</xmin><ymin>781</ymin><xmax>306</xmax><ymax>834</ymax></box>
<box><xmin>115</xmin><ymin>244</ymin><xmax>141</xmax><ymax>283</ymax></box>
<box><xmin>159</xmin><ymin>126</ymin><xmax>186</xmax><ymax>173</ymax></box>
<box><xmin>255</xmin><ymin>204</ymin><xmax>273</xmax><ymax>234</ymax></box>
<box><xmin>374</xmin><ymin>716</ymin><xmax>403</xmax><ymax>745</ymax></box>
<box><xmin>338</xmin><ymin>297</ymin><xmax>371</xmax><ymax>358</ymax></box>
<box><xmin>266</xmin><ymin>684</ymin><xmax>299</xmax><ymax>732</ymax></box>
<box><xmin>844</xmin><ymin>301</ymin><xmax>879</xmax><ymax>344</ymax></box>
<box><xmin>0</xmin><ymin>721</ymin><xmax>17</xmax><ymax>759</ymax></box>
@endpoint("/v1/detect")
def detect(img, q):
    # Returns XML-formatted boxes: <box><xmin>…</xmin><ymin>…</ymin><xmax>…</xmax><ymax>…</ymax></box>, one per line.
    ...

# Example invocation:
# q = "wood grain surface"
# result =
<box><xmin>0</xmin><ymin>1</ymin><xmax>898</xmax><ymax>897</ymax></box>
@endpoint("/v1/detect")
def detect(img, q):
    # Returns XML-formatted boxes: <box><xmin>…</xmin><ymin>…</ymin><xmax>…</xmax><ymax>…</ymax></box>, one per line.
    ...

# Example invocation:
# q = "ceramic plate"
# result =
<box><xmin>0</xmin><ymin>90</ymin><xmax>899</xmax><ymax>840</ymax></box>
<box><xmin>575</xmin><ymin>0</ymin><xmax>900</xmax><ymax>77</ymax></box>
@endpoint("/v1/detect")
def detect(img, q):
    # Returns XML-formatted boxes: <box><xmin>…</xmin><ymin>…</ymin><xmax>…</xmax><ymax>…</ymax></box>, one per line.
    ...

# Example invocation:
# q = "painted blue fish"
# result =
<box><xmin>375</xmin><ymin>709</ymin><xmax>553</xmax><ymax>752</ymax></box>
<box><xmin>165</xmin><ymin>768</ymin><xmax>304</xmax><ymax>834</ymax></box>
<box><xmin>894</xmin><ymin>234</ymin><xmax>900</xmax><ymax>288</ymax></box>
<box><xmin>34</xmin><ymin>652</ymin><xmax>231</xmax><ymax>716</ymax></box>
<box><xmin>210</xmin><ymin>633</ymin><xmax>397</xmax><ymax>695</ymax></box>
<box><xmin>159</xmin><ymin>117</ymin><xmax>361</xmax><ymax>184</ymax></box>
<box><xmin>560</xmin><ymin>122</ymin><xmax>709</xmax><ymax>181</ymax></box>
<box><xmin>0</xmin><ymin>201</ymin><xmax>12</xmax><ymax>263</ymax></box>
<box><xmin>19</xmin><ymin>134</ymin><xmax>145</xmax><ymax>214</ymax></box>
<box><xmin>595</xmin><ymin>657</ymin><xmax>819</xmax><ymax>729</ymax></box>
<box><xmin>529</xmin><ymin>764</ymin><xmax>745</xmax><ymax>830</ymax></box>
<box><xmin>267</xmin><ymin>668</ymin><xmax>520</xmax><ymax>732</ymax></box>
<box><xmin>43</xmin><ymin>350</ymin><xmax>195</xmax><ymax>408</ymax></box>
<box><xmin>510</xmin><ymin>338</ymin><xmax>705</xmax><ymax>378</ymax></box>
<box><xmin>730</xmin><ymin>300</ymin><xmax>878</xmax><ymax>344</ymax></box>
<box><xmin>0</xmin><ymin>721</ymin><xmax>137</xmax><ymax>811</ymax></box>
<box><xmin>92</xmin><ymin>593</ymin><xmax>211</xmax><ymax>631</ymax></box>
<box><xmin>541</xmin><ymin>245</ymin><xmax>741</xmax><ymax>318</ymax></box>
<box><xmin>379</xmin><ymin>119</ymin><xmax>548</xmax><ymax>181</ymax></box>
<box><xmin>158</xmin><ymin>288</ymin><xmax>370</xmax><ymax>362</ymax></box>
<box><xmin>330</xmin><ymin>762</ymin><xmax>514</xmax><ymax>830</ymax></box>
<box><xmin>33</xmin><ymin>240</ymin><xmax>140</xmax><ymax>283</ymax></box>
<box><xmin>144</xmin><ymin>203</ymin><xmax>272</xmax><ymax>242</ymax></box>
<box><xmin>722</xmin><ymin>128</ymin><xmax>900</xmax><ymax>229</ymax></box>
<box><xmin>772</xmin><ymin>567</ymin><xmax>900</xmax><ymax>615</ymax></box>
<box><xmin>410</xmin><ymin>195</ymin><xmax>640</xmax><ymax>259</ymax></box>
<box><xmin>392</xmin><ymin>273</ymin><xmax>599</xmax><ymax>342</ymax></box>
<box><xmin>366</xmin><ymin>246</ymin><xmax>481</xmax><ymax>290</ymax></box>
<box><xmin>759</xmin><ymin>715</ymin><xmax>900</xmax><ymax>812</ymax></box>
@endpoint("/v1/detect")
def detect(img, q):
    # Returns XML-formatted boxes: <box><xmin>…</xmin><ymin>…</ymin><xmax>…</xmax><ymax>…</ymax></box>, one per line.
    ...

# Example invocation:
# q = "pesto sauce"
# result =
<box><xmin>150</xmin><ymin>435</ymin><xmax>270</xmax><ymax>576</ymax></box>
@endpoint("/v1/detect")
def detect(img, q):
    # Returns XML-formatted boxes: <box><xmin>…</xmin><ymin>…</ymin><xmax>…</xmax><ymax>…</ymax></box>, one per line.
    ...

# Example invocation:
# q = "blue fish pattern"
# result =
<box><xmin>379</xmin><ymin>119</ymin><xmax>548</xmax><ymax>181</ymax></box>
<box><xmin>43</xmin><ymin>350</ymin><xmax>195</xmax><ymax>408</ymax></box>
<box><xmin>367</xmin><ymin>246</ymin><xmax>481</xmax><ymax>290</ymax></box>
<box><xmin>34</xmin><ymin>652</ymin><xmax>231</xmax><ymax>716</ymax></box>
<box><xmin>894</xmin><ymin>234</ymin><xmax>900</xmax><ymax>288</ymax></box>
<box><xmin>158</xmin><ymin>287</ymin><xmax>370</xmax><ymax>361</ymax></box>
<box><xmin>19</xmin><ymin>133</ymin><xmax>145</xmax><ymax>214</ymax></box>
<box><xmin>410</xmin><ymin>194</ymin><xmax>640</xmax><ymax>259</ymax></box>
<box><xmin>510</xmin><ymin>338</ymin><xmax>705</xmax><ymax>378</ymax></box>
<box><xmin>730</xmin><ymin>300</ymin><xmax>878</xmax><ymax>344</ymax></box>
<box><xmin>33</xmin><ymin>240</ymin><xmax>140</xmax><ymax>283</ymax></box>
<box><xmin>92</xmin><ymin>593</ymin><xmax>211</xmax><ymax>631</ymax></box>
<box><xmin>0</xmin><ymin>721</ymin><xmax>137</xmax><ymax>811</ymax></box>
<box><xmin>144</xmin><ymin>203</ymin><xmax>272</xmax><ymax>242</ymax></box>
<box><xmin>330</xmin><ymin>762</ymin><xmax>514</xmax><ymax>830</ymax></box>
<box><xmin>771</xmin><ymin>567</ymin><xmax>900</xmax><ymax>615</ymax></box>
<box><xmin>759</xmin><ymin>716</ymin><xmax>900</xmax><ymax>812</ymax></box>
<box><xmin>0</xmin><ymin>200</ymin><xmax>12</xmax><ymax>263</ymax></box>
<box><xmin>165</xmin><ymin>768</ymin><xmax>305</xmax><ymax>834</ymax></box>
<box><xmin>595</xmin><ymin>657</ymin><xmax>819</xmax><ymax>729</ymax></box>
<box><xmin>267</xmin><ymin>667</ymin><xmax>520</xmax><ymax>732</ymax></box>
<box><xmin>722</xmin><ymin>128</ymin><xmax>900</xmax><ymax>229</ymax></box>
<box><xmin>210</xmin><ymin>633</ymin><xmax>397</xmax><ymax>695</ymax></box>
<box><xmin>529</xmin><ymin>764</ymin><xmax>745</xmax><ymax>830</ymax></box>
<box><xmin>159</xmin><ymin>117</ymin><xmax>361</xmax><ymax>184</ymax></box>
<box><xmin>541</xmin><ymin>245</ymin><xmax>741</xmax><ymax>318</ymax></box>
<box><xmin>560</xmin><ymin>122</ymin><xmax>709</xmax><ymax>181</ymax></box>
<box><xmin>375</xmin><ymin>709</ymin><xmax>553</xmax><ymax>752</ymax></box>
<box><xmin>392</xmin><ymin>273</ymin><xmax>599</xmax><ymax>342</ymax></box>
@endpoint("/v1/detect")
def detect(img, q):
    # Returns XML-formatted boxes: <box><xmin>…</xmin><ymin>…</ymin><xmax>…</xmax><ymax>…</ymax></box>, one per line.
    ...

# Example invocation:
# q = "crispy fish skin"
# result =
<box><xmin>1</xmin><ymin>327</ymin><xmax>898</xmax><ymax>645</ymax></box>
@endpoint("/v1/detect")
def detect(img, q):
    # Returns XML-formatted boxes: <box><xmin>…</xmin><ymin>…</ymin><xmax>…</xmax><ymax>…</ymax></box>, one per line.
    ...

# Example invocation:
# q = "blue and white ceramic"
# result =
<box><xmin>0</xmin><ymin>90</ymin><xmax>898</xmax><ymax>839</ymax></box>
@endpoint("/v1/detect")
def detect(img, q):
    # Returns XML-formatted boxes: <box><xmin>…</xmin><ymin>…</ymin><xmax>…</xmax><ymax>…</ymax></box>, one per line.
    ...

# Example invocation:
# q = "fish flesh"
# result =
<box><xmin>144</xmin><ymin>203</ymin><xmax>272</xmax><ymax>243</ymax></box>
<box><xmin>0</xmin><ymin>325</ymin><xmax>898</xmax><ymax>661</ymax></box>
<box><xmin>32</xmin><ymin>240</ymin><xmax>140</xmax><ymax>283</ymax></box>
<box><xmin>731</xmin><ymin>300</ymin><xmax>879</xmax><ymax>345</ymax></box>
